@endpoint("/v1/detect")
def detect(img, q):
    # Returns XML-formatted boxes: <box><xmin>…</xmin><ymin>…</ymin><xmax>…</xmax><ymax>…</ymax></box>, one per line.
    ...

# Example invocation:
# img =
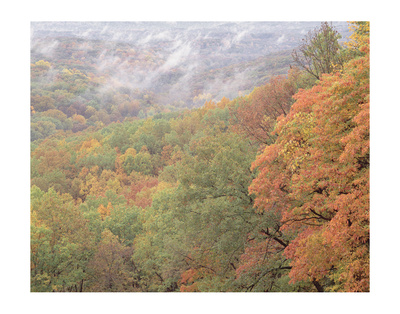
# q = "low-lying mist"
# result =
<box><xmin>31</xmin><ymin>21</ymin><xmax>351</xmax><ymax>113</ymax></box>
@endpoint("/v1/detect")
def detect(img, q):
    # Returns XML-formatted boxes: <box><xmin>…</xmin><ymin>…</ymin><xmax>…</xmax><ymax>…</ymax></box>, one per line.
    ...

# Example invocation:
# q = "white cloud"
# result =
<box><xmin>277</xmin><ymin>34</ymin><xmax>285</xmax><ymax>44</ymax></box>
<box><xmin>159</xmin><ymin>41</ymin><xmax>193</xmax><ymax>72</ymax></box>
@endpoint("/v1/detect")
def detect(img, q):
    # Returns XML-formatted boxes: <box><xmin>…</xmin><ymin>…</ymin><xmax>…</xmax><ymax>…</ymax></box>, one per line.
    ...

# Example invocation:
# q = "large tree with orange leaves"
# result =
<box><xmin>249</xmin><ymin>22</ymin><xmax>369</xmax><ymax>292</ymax></box>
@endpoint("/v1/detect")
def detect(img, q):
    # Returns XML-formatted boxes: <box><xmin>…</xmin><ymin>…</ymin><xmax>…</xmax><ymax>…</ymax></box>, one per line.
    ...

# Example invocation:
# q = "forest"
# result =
<box><xmin>30</xmin><ymin>21</ymin><xmax>369</xmax><ymax>292</ymax></box>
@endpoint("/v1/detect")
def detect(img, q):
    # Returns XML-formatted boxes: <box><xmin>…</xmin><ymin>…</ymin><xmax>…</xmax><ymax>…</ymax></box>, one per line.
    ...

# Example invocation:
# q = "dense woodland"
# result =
<box><xmin>30</xmin><ymin>22</ymin><xmax>369</xmax><ymax>292</ymax></box>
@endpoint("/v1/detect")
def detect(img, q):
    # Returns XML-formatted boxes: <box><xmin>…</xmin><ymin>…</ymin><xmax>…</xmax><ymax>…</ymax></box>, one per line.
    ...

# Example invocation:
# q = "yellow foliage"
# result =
<box><xmin>345</xmin><ymin>21</ymin><xmax>370</xmax><ymax>52</ymax></box>
<box><xmin>203</xmin><ymin>100</ymin><xmax>216</xmax><ymax>111</ymax></box>
<box><xmin>279</xmin><ymin>112</ymin><xmax>316</xmax><ymax>172</ymax></box>
<box><xmin>216</xmin><ymin>96</ymin><xmax>230</xmax><ymax>109</ymax></box>
<box><xmin>72</xmin><ymin>114</ymin><xmax>86</xmax><ymax>124</ymax></box>
<box><xmin>61</xmin><ymin>68</ymin><xmax>73</xmax><ymax>76</ymax></box>
<box><xmin>79</xmin><ymin>138</ymin><xmax>101</xmax><ymax>155</ymax></box>
<box><xmin>156</xmin><ymin>181</ymin><xmax>175</xmax><ymax>191</ymax></box>
<box><xmin>34</xmin><ymin>60</ymin><xmax>51</xmax><ymax>69</ymax></box>
<box><xmin>98</xmin><ymin>202</ymin><xmax>112</xmax><ymax>221</ymax></box>
<box><xmin>107</xmin><ymin>178</ymin><xmax>122</xmax><ymax>194</ymax></box>
<box><xmin>125</xmin><ymin>148</ymin><xmax>137</xmax><ymax>156</ymax></box>
<box><xmin>100</xmin><ymin>228</ymin><xmax>119</xmax><ymax>244</ymax></box>
<box><xmin>79</xmin><ymin>138</ymin><xmax>101</xmax><ymax>153</ymax></box>
<box><xmin>119</xmin><ymin>147</ymin><xmax>137</xmax><ymax>164</ymax></box>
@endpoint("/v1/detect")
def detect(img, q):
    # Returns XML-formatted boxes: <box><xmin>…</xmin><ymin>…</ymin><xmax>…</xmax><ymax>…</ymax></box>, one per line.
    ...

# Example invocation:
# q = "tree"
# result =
<box><xmin>103</xmin><ymin>204</ymin><xmax>142</xmax><ymax>246</ymax></box>
<box><xmin>231</xmin><ymin>67</ymin><xmax>310</xmax><ymax>147</ymax></box>
<box><xmin>31</xmin><ymin>138</ymin><xmax>71</xmax><ymax>177</ymax></box>
<box><xmin>292</xmin><ymin>22</ymin><xmax>346</xmax><ymax>80</ymax></box>
<box><xmin>345</xmin><ymin>22</ymin><xmax>370</xmax><ymax>54</ymax></box>
<box><xmin>118</xmin><ymin>100</ymin><xmax>140</xmax><ymax>117</ymax></box>
<box><xmin>31</xmin><ymin>95</ymin><xmax>56</xmax><ymax>112</ymax></box>
<box><xmin>98</xmin><ymin>202</ymin><xmax>112</xmax><ymax>221</ymax></box>
<box><xmin>123</xmin><ymin>172</ymin><xmax>159</xmax><ymax>208</ymax></box>
<box><xmin>31</xmin><ymin>186</ymin><xmax>94</xmax><ymax>292</ymax></box>
<box><xmin>107</xmin><ymin>123</ymin><xmax>136</xmax><ymax>153</ymax></box>
<box><xmin>84</xmin><ymin>106</ymin><xmax>97</xmax><ymax>119</ymax></box>
<box><xmin>41</xmin><ymin>109</ymin><xmax>68</xmax><ymax>123</ymax></box>
<box><xmin>130</xmin><ymin>147</ymin><xmax>153</xmax><ymax>176</ymax></box>
<box><xmin>31</xmin><ymin>120</ymin><xmax>57</xmax><ymax>141</ymax></box>
<box><xmin>87</xmin><ymin>230</ymin><xmax>136</xmax><ymax>291</ymax></box>
<box><xmin>135</xmin><ymin>127</ymin><xmax>267</xmax><ymax>291</ymax></box>
<box><xmin>250</xmin><ymin>23</ymin><xmax>369</xmax><ymax>291</ymax></box>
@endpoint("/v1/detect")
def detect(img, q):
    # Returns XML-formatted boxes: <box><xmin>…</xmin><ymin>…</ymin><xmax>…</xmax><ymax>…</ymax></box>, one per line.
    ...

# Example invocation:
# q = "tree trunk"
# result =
<box><xmin>312</xmin><ymin>279</ymin><xmax>324</xmax><ymax>292</ymax></box>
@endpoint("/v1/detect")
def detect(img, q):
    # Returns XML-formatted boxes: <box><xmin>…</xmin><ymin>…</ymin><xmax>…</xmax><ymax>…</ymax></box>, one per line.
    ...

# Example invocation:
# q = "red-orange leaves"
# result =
<box><xmin>250</xmin><ymin>27</ymin><xmax>369</xmax><ymax>291</ymax></box>
<box><xmin>179</xmin><ymin>269</ymin><xmax>199</xmax><ymax>292</ymax></box>
<box><xmin>231</xmin><ymin>68</ymin><xmax>305</xmax><ymax>147</ymax></box>
<box><xmin>250</xmin><ymin>143</ymin><xmax>291</xmax><ymax>216</ymax></box>
<box><xmin>284</xmin><ymin>227</ymin><xmax>333</xmax><ymax>284</ymax></box>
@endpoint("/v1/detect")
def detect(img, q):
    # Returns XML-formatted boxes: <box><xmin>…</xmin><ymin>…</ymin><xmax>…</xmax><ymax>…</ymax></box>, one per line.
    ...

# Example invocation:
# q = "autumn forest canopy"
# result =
<box><xmin>30</xmin><ymin>21</ymin><xmax>369</xmax><ymax>292</ymax></box>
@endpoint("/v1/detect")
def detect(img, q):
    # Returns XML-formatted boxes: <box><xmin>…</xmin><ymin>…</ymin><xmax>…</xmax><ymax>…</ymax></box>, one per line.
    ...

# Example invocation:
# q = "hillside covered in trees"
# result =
<box><xmin>30</xmin><ymin>21</ymin><xmax>369</xmax><ymax>292</ymax></box>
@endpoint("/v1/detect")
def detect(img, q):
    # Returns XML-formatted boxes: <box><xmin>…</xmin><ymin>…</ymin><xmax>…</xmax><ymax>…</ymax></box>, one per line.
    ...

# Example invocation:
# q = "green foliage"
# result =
<box><xmin>131</xmin><ymin>130</ymin><xmax>272</xmax><ymax>291</ymax></box>
<box><xmin>292</xmin><ymin>22</ymin><xmax>346</xmax><ymax>79</ymax></box>
<box><xmin>132</xmin><ymin>149</ymin><xmax>153</xmax><ymax>176</ymax></box>
<box><xmin>31</xmin><ymin>186</ymin><xmax>95</xmax><ymax>292</ymax></box>
<box><xmin>31</xmin><ymin>120</ymin><xmax>57</xmax><ymax>141</ymax></box>
<box><xmin>103</xmin><ymin>204</ymin><xmax>142</xmax><ymax>246</ymax></box>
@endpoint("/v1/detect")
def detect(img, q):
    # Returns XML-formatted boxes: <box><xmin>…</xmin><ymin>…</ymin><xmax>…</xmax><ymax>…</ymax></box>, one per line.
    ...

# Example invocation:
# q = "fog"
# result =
<box><xmin>31</xmin><ymin>21</ymin><xmax>351</xmax><ymax>107</ymax></box>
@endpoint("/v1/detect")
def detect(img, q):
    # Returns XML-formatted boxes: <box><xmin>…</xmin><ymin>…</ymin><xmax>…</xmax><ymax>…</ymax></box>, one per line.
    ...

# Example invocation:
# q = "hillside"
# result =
<box><xmin>30</xmin><ymin>21</ymin><xmax>369</xmax><ymax>293</ymax></box>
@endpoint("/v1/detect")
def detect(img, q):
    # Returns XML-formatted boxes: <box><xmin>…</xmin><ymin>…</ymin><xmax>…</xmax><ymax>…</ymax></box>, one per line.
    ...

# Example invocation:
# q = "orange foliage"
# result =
<box><xmin>32</xmin><ymin>139</ymin><xmax>71</xmax><ymax>176</ymax></box>
<box><xmin>202</xmin><ymin>99</ymin><xmax>216</xmax><ymax>111</ymax></box>
<box><xmin>216</xmin><ymin>96</ymin><xmax>231</xmax><ymax>109</ymax></box>
<box><xmin>98</xmin><ymin>202</ymin><xmax>112</xmax><ymax>221</ymax></box>
<box><xmin>249</xmin><ymin>26</ymin><xmax>369</xmax><ymax>291</ymax></box>
<box><xmin>231</xmin><ymin>68</ymin><xmax>303</xmax><ymax>146</ymax></box>
<box><xmin>123</xmin><ymin>173</ymin><xmax>158</xmax><ymax>208</ymax></box>
<box><xmin>179</xmin><ymin>269</ymin><xmax>200</xmax><ymax>292</ymax></box>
